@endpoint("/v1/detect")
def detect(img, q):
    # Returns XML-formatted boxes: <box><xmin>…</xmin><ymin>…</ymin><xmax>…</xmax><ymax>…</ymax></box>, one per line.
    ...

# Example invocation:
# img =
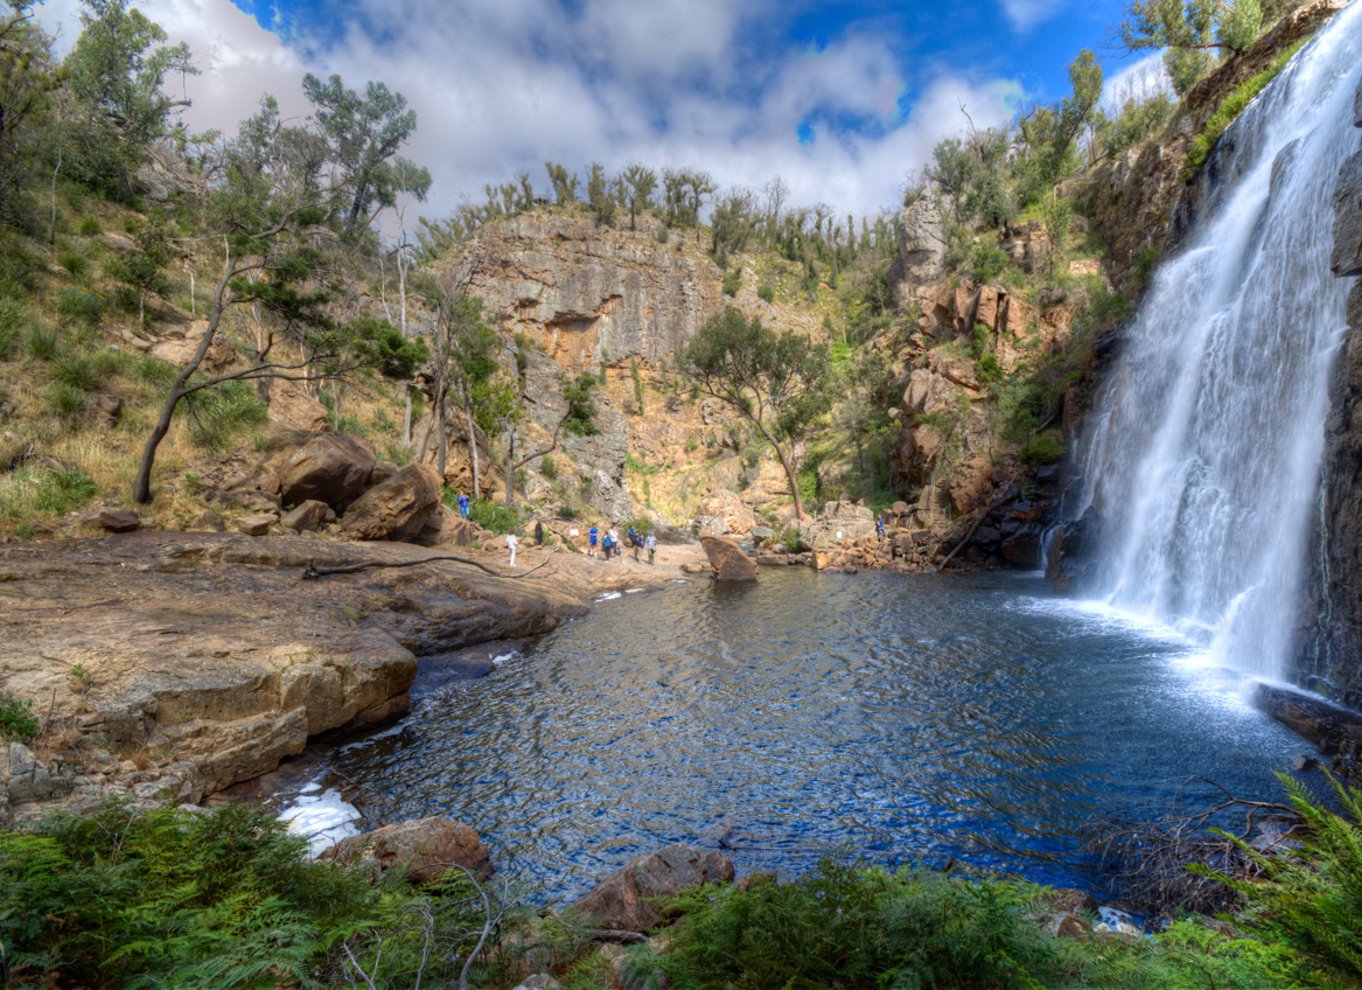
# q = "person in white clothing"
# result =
<box><xmin>506</xmin><ymin>532</ymin><xmax>518</xmax><ymax>567</ymax></box>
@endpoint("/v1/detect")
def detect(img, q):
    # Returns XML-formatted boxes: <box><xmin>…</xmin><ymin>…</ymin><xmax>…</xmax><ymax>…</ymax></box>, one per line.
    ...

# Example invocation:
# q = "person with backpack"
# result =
<box><xmin>602</xmin><ymin>529</ymin><xmax>614</xmax><ymax>559</ymax></box>
<box><xmin>627</xmin><ymin>527</ymin><xmax>640</xmax><ymax>560</ymax></box>
<box><xmin>588</xmin><ymin>525</ymin><xmax>599</xmax><ymax>558</ymax></box>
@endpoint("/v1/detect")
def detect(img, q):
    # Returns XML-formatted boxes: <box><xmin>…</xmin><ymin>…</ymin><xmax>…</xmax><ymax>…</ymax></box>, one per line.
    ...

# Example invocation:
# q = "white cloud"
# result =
<box><xmin>31</xmin><ymin>0</ymin><xmax>1028</xmax><ymax>224</ymax></box>
<box><xmin>999</xmin><ymin>0</ymin><xmax>1067</xmax><ymax>32</ymax></box>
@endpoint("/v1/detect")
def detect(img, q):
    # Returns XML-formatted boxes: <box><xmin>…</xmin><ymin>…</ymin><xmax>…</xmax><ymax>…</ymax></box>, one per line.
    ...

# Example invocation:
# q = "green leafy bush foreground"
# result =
<box><xmin>0</xmin><ymin>803</ymin><xmax>515</xmax><ymax>989</ymax></box>
<box><xmin>8</xmin><ymin>778</ymin><xmax>1362</xmax><ymax>989</ymax></box>
<box><xmin>637</xmin><ymin>856</ymin><xmax>1327</xmax><ymax>990</ymax></box>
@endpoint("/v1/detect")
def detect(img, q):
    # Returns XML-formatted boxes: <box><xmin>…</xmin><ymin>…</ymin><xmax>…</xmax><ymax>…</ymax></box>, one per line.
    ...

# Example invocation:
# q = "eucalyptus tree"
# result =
<box><xmin>302</xmin><ymin>72</ymin><xmax>431</xmax><ymax>240</ymax></box>
<box><xmin>132</xmin><ymin>96</ymin><xmax>425</xmax><ymax>503</ymax></box>
<box><xmin>618</xmin><ymin>163</ymin><xmax>656</xmax><ymax>230</ymax></box>
<box><xmin>681</xmin><ymin>306</ymin><xmax>832</xmax><ymax>520</ymax></box>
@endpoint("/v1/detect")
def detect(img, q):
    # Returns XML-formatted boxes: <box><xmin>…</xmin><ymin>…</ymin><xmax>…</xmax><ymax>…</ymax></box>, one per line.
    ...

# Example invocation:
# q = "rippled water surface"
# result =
<box><xmin>315</xmin><ymin>569</ymin><xmax>1304</xmax><ymax>902</ymax></box>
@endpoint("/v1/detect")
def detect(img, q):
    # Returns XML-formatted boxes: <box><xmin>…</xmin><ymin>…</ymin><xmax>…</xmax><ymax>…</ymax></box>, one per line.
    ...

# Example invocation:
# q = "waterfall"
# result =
<box><xmin>1068</xmin><ymin>4</ymin><xmax>1362</xmax><ymax>681</ymax></box>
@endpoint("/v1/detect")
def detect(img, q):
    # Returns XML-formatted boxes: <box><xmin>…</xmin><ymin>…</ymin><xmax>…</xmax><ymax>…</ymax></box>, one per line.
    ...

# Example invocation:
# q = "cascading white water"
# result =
<box><xmin>1069</xmin><ymin>3</ymin><xmax>1362</xmax><ymax>680</ymax></box>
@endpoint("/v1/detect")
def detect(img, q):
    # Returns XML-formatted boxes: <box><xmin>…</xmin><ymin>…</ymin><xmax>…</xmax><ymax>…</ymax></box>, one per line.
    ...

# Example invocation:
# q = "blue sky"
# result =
<box><xmin>37</xmin><ymin>0</ymin><xmax>1161</xmax><ymax>221</ymax></box>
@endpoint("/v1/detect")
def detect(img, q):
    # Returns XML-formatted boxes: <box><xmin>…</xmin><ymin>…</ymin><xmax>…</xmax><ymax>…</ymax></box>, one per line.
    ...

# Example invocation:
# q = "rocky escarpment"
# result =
<box><xmin>1306</xmin><ymin>74</ymin><xmax>1362</xmax><ymax>708</ymax></box>
<box><xmin>463</xmin><ymin>211</ymin><xmax>725</xmax><ymax>372</ymax></box>
<box><xmin>0</xmin><ymin>532</ymin><xmax>609</xmax><ymax>824</ymax></box>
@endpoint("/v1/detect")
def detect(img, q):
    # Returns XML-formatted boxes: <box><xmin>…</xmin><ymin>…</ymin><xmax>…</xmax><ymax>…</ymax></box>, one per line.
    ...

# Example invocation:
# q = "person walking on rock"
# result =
<box><xmin>457</xmin><ymin>492</ymin><xmax>470</xmax><ymax>520</ymax></box>
<box><xmin>506</xmin><ymin>531</ymin><xmax>518</xmax><ymax>568</ymax></box>
<box><xmin>646</xmin><ymin>531</ymin><xmax>656</xmax><ymax>564</ymax></box>
<box><xmin>589</xmin><ymin>525</ymin><xmax>598</xmax><ymax>558</ymax></box>
<box><xmin>534</xmin><ymin>519</ymin><xmax>544</xmax><ymax>546</ymax></box>
<box><xmin>627</xmin><ymin>526</ymin><xmax>640</xmax><ymax>560</ymax></box>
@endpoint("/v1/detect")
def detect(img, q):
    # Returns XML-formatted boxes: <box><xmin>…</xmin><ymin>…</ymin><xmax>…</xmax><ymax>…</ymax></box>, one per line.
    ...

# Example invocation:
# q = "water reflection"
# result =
<box><xmin>323</xmin><ymin>569</ymin><xmax>1304</xmax><ymax>902</ymax></box>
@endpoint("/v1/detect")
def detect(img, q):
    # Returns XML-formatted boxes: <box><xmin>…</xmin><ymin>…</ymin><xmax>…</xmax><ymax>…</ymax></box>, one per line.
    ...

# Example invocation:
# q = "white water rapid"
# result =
<box><xmin>1069</xmin><ymin>3</ymin><xmax>1362</xmax><ymax>681</ymax></box>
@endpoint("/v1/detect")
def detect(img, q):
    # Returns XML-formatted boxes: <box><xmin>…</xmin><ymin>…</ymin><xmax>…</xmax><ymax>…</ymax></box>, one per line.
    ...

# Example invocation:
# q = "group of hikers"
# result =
<box><xmin>588</xmin><ymin>524</ymin><xmax>656</xmax><ymax>564</ymax></box>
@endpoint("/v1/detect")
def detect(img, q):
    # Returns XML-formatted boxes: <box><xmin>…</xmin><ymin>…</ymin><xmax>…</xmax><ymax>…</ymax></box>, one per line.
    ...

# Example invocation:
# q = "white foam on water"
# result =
<box><xmin>281</xmin><ymin>787</ymin><xmax>362</xmax><ymax>855</ymax></box>
<box><xmin>492</xmin><ymin>651</ymin><xmax>517</xmax><ymax>666</ymax></box>
<box><xmin>595</xmin><ymin>591</ymin><xmax>622</xmax><ymax>602</ymax></box>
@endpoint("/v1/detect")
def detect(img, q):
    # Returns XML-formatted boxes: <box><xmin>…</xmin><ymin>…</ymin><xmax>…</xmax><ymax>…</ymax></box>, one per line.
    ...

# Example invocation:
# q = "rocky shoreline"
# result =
<box><xmin>0</xmin><ymin>529</ymin><xmax>706</xmax><ymax>825</ymax></box>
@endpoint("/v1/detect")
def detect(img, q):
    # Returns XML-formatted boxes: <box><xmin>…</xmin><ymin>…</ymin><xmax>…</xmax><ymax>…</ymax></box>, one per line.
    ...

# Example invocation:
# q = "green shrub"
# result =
<box><xmin>441</xmin><ymin>489</ymin><xmax>519</xmax><ymax>535</ymax></box>
<box><xmin>25</xmin><ymin>325</ymin><xmax>58</xmax><ymax>361</ymax></box>
<box><xmin>968</xmin><ymin>241</ymin><xmax>1009</xmax><ymax>283</ymax></box>
<box><xmin>46</xmin><ymin>381</ymin><xmax>88</xmax><ymax>419</ymax></box>
<box><xmin>540</xmin><ymin>454</ymin><xmax>558</xmax><ymax>481</ymax></box>
<box><xmin>1189</xmin><ymin>40</ymin><xmax>1306</xmax><ymax>168</ymax></box>
<box><xmin>0</xmin><ymin>465</ymin><xmax>98</xmax><ymax>518</ymax></box>
<box><xmin>0</xmin><ymin>690</ymin><xmax>38</xmax><ymax>741</ymax></box>
<box><xmin>0</xmin><ymin>234</ymin><xmax>41</xmax><ymax>294</ymax></box>
<box><xmin>757</xmin><ymin>282</ymin><xmax>775</xmax><ymax>303</ymax></box>
<box><xmin>1203</xmin><ymin>771</ymin><xmax>1362</xmax><ymax>983</ymax></box>
<box><xmin>57</xmin><ymin>250</ymin><xmax>89</xmax><ymax>279</ymax></box>
<box><xmin>53</xmin><ymin>354</ymin><xmax>102</xmax><ymax>392</ymax></box>
<box><xmin>562</xmin><ymin>371</ymin><xmax>601</xmax><ymax>436</ymax></box>
<box><xmin>56</xmin><ymin>287</ymin><xmax>105</xmax><ymax>327</ymax></box>
<box><xmin>653</xmin><ymin>857</ymin><xmax>1077</xmax><ymax>990</ymax></box>
<box><xmin>181</xmin><ymin>381</ymin><xmax>269</xmax><ymax>452</ymax></box>
<box><xmin>0</xmin><ymin>299</ymin><xmax>24</xmax><ymax>359</ymax></box>
<box><xmin>77</xmin><ymin>215</ymin><xmax>102</xmax><ymax>236</ymax></box>
<box><xmin>0</xmin><ymin>801</ymin><xmax>524</xmax><ymax>989</ymax></box>
<box><xmin>1019</xmin><ymin>434</ymin><xmax>1064</xmax><ymax>465</ymax></box>
<box><xmin>722</xmin><ymin>268</ymin><xmax>742</xmax><ymax>296</ymax></box>
<box><xmin>134</xmin><ymin>353</ymin><xmax>177</xmax><ymax>388</ymax></box>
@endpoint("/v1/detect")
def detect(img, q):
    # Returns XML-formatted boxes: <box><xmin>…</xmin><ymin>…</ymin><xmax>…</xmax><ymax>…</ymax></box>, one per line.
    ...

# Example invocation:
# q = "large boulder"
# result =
<box><xmin>318</xmin><ymin>816</ymin><xmax>492</xmax><ymax>884</ymax></box>
<box><xmin>569</xmin><ymin>844</ymin><xmax>734</xmax><ymax>932</ymax></box>
<box><xmin>279</xmin><ymin>434</ymin><xmax>378</xmax><ymax>510</ymax></box>
<box><xmin>798</xmin><ymin>501</ymin><xmax>877</xmax><ymax>551</ymax></box>
<box><xmin>280</xmin><ymin>499</ymin><xmax>332</xmax><ymax>533</ymax></box>
<box><xmin>700</xmin><ymin>534</ymin><xmax>758</xmax><ymax>581</ymax></box>
<box><xmin>411</xmin><ymin>504</ymin><xmax>478</xmax><ymax>547</ymax></box>
<box><xmin>696</xmin><ymin>489</ymin><xmax>756</xmax><ymax>536</ymax></box>
<box><xmin>340</xmin><ymin>464</ymin><xmax>442</xmax><ymax>542</ymax></box>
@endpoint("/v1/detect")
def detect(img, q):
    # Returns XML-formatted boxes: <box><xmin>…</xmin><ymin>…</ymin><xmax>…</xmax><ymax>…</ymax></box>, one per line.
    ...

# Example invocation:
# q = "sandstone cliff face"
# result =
<box><xmin>464</xmin><ymin>212</ymin><xmax>725</xmax><ymax>371</ymax></box>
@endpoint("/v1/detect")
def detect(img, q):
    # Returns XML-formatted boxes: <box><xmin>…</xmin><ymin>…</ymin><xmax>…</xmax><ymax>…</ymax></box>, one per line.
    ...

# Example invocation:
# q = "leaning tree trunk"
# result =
<box><xmin>133</xmin><ymin>262</ymin><xmax>237</xmax><ymax>504</ymax></box>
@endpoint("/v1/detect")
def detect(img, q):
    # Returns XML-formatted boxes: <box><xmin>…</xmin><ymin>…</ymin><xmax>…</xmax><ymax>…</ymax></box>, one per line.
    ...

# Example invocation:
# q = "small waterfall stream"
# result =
<box><xmin>1069</xmin><ymin>4</ymin><xmax>1362</xmax><ymax>681</ymax></box>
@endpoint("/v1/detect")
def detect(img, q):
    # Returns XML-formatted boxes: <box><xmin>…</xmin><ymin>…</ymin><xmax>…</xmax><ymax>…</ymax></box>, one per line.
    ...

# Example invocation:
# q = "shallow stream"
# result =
<box><xmin>278</xmin><ymin>569</ymin><xmax>1309</xmax><ymax>904</ymax></box>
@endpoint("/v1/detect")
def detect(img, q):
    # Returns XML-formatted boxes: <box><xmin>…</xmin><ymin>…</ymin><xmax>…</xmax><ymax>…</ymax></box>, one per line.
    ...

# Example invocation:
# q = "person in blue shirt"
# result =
<box><xmin>875</xmin><ymin>515</ymin><xmax>886</xmax><ymax>539</ymax></box>
<box><xmin>588</xmin><ymin>525</ymin><xmax>599</xmax><ymax>558</ymax></box>
<box><xmin>457</xmin><ymin>492</ymin><xmax>470</xmax><ymax>520</ymax></box>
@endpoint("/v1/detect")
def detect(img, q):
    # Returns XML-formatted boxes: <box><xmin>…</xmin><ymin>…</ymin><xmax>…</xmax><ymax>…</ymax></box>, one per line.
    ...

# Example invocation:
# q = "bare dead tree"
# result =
<box><xmin>1083</xmin><ymin>776</ymin><xmax>1300</xmax><ymax>915</ymax></box>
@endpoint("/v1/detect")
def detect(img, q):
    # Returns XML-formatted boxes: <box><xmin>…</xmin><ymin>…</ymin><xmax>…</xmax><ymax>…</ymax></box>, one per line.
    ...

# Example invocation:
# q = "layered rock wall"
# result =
<box><xmin>463</xmin><ymin>212</ymin><xmax>725</xmax><ymax>370</ymax></box>
<box><xmin>1307</xmin><ymin>77</ymin><xmax>1362</xmax><ymax>707</ymax></box>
